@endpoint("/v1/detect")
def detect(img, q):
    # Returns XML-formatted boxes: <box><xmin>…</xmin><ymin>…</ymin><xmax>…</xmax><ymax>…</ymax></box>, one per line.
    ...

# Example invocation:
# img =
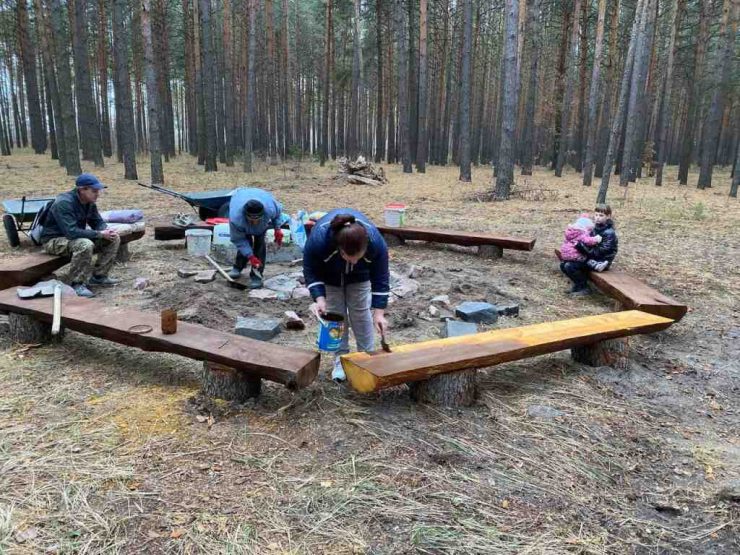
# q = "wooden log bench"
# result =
<box><xmin>341</xmin><ymin>310</ymin><xmax>674</xmax><ymax>406</ymax></box>
<box><xmin>0</xmin><ymin>287</ymin><xmax>320</xmax><ymax>400</ymax></box>
<box><xmin>554</xmin><ymin>249</ymin><xmax>687</xmax><ymax>321</ymax></box>
<box><xmin>303</xmin><ymin>220</ymin><xmax>535</xmax><ymax>258</ymax></box>
<box><xmin>0</xmin><ymin>230</ymin><xmax>146</xmax><ymax>290</ymax></box>
<box><xmin>153</xmin><ymin>219</ymin><xmax>213</xmax><ymax>241</ymax></box>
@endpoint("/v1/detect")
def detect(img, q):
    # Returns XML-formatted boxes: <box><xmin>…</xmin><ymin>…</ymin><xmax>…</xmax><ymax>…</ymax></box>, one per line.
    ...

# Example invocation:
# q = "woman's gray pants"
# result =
<box><xmin>325</xmin><ymin>281</ymin><xmax>375</xmax><ymax>355</ymax></box>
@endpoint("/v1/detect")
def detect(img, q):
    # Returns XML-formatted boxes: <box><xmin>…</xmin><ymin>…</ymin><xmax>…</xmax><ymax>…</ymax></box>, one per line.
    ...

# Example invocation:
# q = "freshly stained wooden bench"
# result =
<box><xmin>554</xmin><ymin>249</ymin><xmax>687</xmax><ymax>322</ymax></box>
<box><xmin>0</xmin><ymin>287</ymin><xmax>320</xmax><ymax>397</ymax></box>
<box><xmin>0</xmin><ymin>230</ymin><xmax>146</xmax><ymax>290</ymax></box>
<box><xmin>341</xmin><ymin>310</ymin><xmax>673</xmax><ymax>397</ymax></box>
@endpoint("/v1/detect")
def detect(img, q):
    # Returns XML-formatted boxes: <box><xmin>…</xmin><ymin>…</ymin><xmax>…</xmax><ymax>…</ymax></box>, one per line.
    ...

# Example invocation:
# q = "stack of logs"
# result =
<box><xmin>336</xmin><ymin>156</ymin><xmax>388</xmax><ymax>186</ymax></box>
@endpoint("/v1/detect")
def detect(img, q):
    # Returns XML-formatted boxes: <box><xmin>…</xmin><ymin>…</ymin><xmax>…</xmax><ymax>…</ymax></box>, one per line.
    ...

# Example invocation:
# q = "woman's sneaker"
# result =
<box><xmin>331</xmin><ymin>358</ymin><xmax>346</xmax><ymax>382</ymax></box>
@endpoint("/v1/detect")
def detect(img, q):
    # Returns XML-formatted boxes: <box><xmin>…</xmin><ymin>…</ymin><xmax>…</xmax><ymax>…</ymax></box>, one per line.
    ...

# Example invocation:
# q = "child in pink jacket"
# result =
<box><xmin>559</xmin><ymin>215</ymin><xmax>602</xmax><ymax>262</ymax></box>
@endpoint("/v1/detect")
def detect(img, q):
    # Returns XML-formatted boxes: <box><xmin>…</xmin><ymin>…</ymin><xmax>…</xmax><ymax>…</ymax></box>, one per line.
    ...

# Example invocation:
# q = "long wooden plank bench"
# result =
<box><xmin>0</xmin><ymin>287</ymin><xmax>319</xmax><ymax>390</ymax></box>
<box><xmin>341</xmin><ymin>310</ymin><xmax>673</xmax><ymax>393</ymax></box>
<box><xmin>554</xmin><ymin>249</ymin><xmax>687</xmax><ymax>321</ymax></box>
<box><xmin>0</xmin><ymin>230</ymin><xmax>146</xmax><ymax>290</ymax></box>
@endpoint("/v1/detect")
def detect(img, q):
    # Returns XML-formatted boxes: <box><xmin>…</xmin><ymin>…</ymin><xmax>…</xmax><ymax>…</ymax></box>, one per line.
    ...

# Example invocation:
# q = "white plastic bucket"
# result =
<box><xmin>185</xmin><ymin>229</ymin><xmax>212</xmax><ymax>256</ymax></box>
<box><xmin>212</xmin><ymin>223</ymin><xmax>231</xmax><ymax>245</ymax></box>
<box><xmin>384</xmin><ymin>203</ymin><xmax>407</xmax><ymax>228</ymax></box>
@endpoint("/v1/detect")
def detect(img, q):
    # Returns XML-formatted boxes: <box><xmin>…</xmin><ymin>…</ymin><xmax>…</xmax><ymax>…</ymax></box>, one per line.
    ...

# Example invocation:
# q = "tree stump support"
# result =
<box><xmin>478</xmin><ymin>245</ymin><xmax>503</xmax><ymax>259</ymax></box>
<box><xmin>571</xmin><ymin>338</ymin><xmax>629</xmax><ymax>369</ymax></box>
<box><xmin>382</xmin><ymin>233</ymin><xmax>405</xmax><ymax>247</ymax></box>
<box><xmin>201</xmin><ymin>361</ymin><xmax>262</xmax><ymax>401</ymax></box>
<box><xmin>7</xmin><ymin>313</ymin><xmax>63</xmax><ymax>344</ymax></box>
<box><xmin>408</xmin><ymin>370</ymin><xmax>478</xmax><ymax>407</ymax></box>
<box><xmin>116</xmin><ymin>243</ymin><xmax>131</xmax><ymax>263</ymax></box>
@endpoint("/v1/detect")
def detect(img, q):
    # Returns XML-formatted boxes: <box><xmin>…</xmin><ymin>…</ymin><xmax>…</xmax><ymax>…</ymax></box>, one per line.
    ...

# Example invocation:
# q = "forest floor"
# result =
<box><xmin>0</xmin><ymin>151</ymin><xmax>738</xmax><ymax>554</ymax></box>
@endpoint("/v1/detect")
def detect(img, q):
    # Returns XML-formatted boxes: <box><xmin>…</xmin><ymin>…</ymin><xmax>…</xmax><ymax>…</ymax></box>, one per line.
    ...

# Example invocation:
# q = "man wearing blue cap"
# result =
<box><xmin>40</xmin><ymin>173</ymin><xmax>121</xmax><ymax>298</ymax></box>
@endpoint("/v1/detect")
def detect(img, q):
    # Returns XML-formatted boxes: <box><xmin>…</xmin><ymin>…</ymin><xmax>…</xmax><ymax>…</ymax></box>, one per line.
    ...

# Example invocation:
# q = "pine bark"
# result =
<box><xmin>698</xmin><ymin>0</ymin><xmax>737</xmax><ymax>189</ymax></box>
<box><xmin>97</xmin><ymin>0</ymin><xmax>112</xmax><ymax>158</ymax></box>
<box><xmin>375</xmin><ymin>0</ymin><xmax>385</xmax><ymax>163</ymax></box>
<box><xmin>396</xmin><ymin>0</ymin><xmax>412</xmax><ymax>173</ymax></box>
<box><xmin>48</xmin><ymin>0</ymin><xmax>82</xmax><ymax>175</ymax></box>
<box><xmin>554</xmin><ymin>0</ymin><xmax>582</xmax><ymax>177</ymax></box>
<box><xmin>597</xmin><ymin>0</ymin><xmax>644</xmax><ymax>204</ymax></box>
<box><xmin>519</xmin><ymin>0</ymin><xmax>540</xmax><ymax>175</ymax></box>
<box><xmin>16</xmin><ymin>0</ymin><xmax>46</xmax><ymax>154</ymax></box>
<box><xmin>70</xmin><ymin>0</ymin><xmax>104</xmax><ymax>166</ymax></box>
<box><xmin>347</xmin><ymin>0</ymin><xmax>361</xmax><ymax>158</ymax></box>
<box><xmin>198</xmin><ymin>0</ymin><xmax>217</xmax><ymax>171</ymax></box>
<box><xmin>320</xmin><ymin>0</ymin><xmax>332</xmax><ymax>166</ymax></box>
<box><xmin>654</xmin><ymin>0</ymin><xmax>685</xmax><ymax>186</ymax></box>
<box><xmin>141</xmin><ymin>0</ymin><xmax>164</xmax><ymax>183</ymax></box>
<box><xmin>582</xmin><ymin>0</ymin><xmax>608</xmax><ymax>186</ymax></box>
<box><xmin>678</xmin><ymin>0</ymin><xmax>710</xmax><ymax>184</ymax></box>
<box><xmin>112</xmin><ymin>0</ymin><xmax>138</xmax><ymax>179</ymax></box>
<box><xmin>458</xmin><ymin>0</ymin><xmax>473</xmax><ymax>181</ymax></box>
<box><xmin>493</xmin><ymin>0</ymin><xmax>519</xmax><ymax>199</ymax></box>
<box><xmin>731</xmin><ymin>140</ymin><xmax>740</xmax><ymax>197</ymax></box>
<box><xmin>244</xmin><ymin>0</ymin><xmax>257</xmax><ymax>172</ymax></box>
<box><xmin>415</xmin><ymin>0</ymin><xmax>428</xmax><ymax>172</ymax></box>
<box><xmin>33</xmin><ymin>0</ymin><xmax>65</xmax><ymax>167</ymax></box>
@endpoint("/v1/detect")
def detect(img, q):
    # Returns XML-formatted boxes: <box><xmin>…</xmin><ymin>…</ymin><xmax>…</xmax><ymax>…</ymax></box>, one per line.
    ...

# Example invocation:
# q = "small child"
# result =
<box><xmin>560</xmin><ymin>204</ymin><xmax>619</xmax><ymax>296</ymax></box>
<box><xmin>559</xmin><ymin>215</ymin><xmax>602</xmax><ymax>262</ymax></box>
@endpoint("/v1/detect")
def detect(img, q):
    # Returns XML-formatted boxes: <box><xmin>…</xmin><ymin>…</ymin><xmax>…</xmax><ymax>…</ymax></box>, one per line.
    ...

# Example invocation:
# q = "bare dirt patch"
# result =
<box><xmin>1</xmin><ymin>151</ymin><xmax>738</xmax><ymax>553</ymax></box>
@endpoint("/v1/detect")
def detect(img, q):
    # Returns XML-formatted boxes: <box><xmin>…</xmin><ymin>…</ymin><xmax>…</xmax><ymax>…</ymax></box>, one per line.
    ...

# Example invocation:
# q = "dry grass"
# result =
<box><xmin>1</xmin><ymin>149</ymin><xmax>739</xmax><ymax>553</ymax></box>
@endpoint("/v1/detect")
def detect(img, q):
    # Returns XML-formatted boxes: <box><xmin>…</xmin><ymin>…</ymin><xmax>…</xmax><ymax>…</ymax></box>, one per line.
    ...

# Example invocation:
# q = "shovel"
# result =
<box><xmin>203</xmin><ymin>254</ymin><xmax>248</xmax><ymax>290</ymax></box>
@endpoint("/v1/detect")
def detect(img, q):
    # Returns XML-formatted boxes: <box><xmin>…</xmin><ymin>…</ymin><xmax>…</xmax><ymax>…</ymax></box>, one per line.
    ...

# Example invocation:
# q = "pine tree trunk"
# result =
<box><xmin>113</xmin><ymin>0</ymin><xmax>139</xmax><ymax>180</ymax></box>
<box><xmin>7</xmin><ymin>313</ymin><xmax>63</xmax><ymax>345</ymax></box>
<box><xmin>594</xmin><ymin>0</ymin><xmax>622</xmax><ymax>179</ymax></box>
<box><xmin>698</xmin><ymin>0</ymin><xmax>737</xmax><ymax>189</ymax></box>
<box><xmin>198</xmin><ymin>0</ymin><xmax>217</xmax><ymax>171</ymax></box>
<box><xmin>201</xmin><ymin>362</ymin><xmax>261</xmax><ymax>402</ymax></box>
<box><xmin>415</xmin><ymin>0</ymin><xmax>428</xmax><ymax>172</ymax></box>
<box><xmin>550</xmin><ymin>5</ymin><xmax>572</xmax><ymax>171</ymax></box>
<box><xmin>347</xmin><ymin>0</ymin><xmax>361</xmax><ymax>158</ymax></box>
<box><xmin>582</xmin><ymin>0</ymin><xmax>607</xmax><ymax>186</ymax></box>
<box><xmin>572</xmin><ymin>0</ymin><xmax>589</xmax><ymax>172</ymax></box>
<box><xmin>375</xmin><ymin>0</ymin><xmax>385</xmax><ymax>163</ymax></box>
<box><xmin>620</xmin><ymin>0</ymin><xmax>656</xmax><ymax>186</ymax></box>
<box><xmin>654</xmin><ymin>0</ymin><xmax>685</xmax><ymax>186</ymax></box>
<box><xmin>71</xmin><ymin>0</ymin><xmax>104</xmax><ymax>166</ymax></box>
<box><xmin>493</xmin><ymin>0</ymin><xmax>519</xmax><ymax>199</ymax></box>
<box><xmin>141</xmin><ymin>0</ymin><xmax>164</xmax><ymax>183</ymax></box>
<box><xmin>396</xmin><ymin>0</ymin><xmax>412</xmax><ymax>173</ymax></box>
<box><xmin>49</xmin><ymin>0</ymin><xmax>82</xmax><ymax>175</ymax></box>
<box><xmin>678</xmin><ymin>0</ymin><xmax>710</xmax><ymax>185</ymax></box>
<box><xmin>16</xmin><ymin>0</ymin><xmax>46</xmax><ymax>154</ymax></box>
<box><xmin>554</xmin><ymin>0</ymin><xmax>581</xmax><ymax>177</ymax></box>
<box><xmin>458</xmin><ymin>0</ymin><xmax>473</xmax><ymax>181</ymax></box>
<box><xmin>33</xmin><ymin>0</ymin><xmax>66</xmax><ymax>167</ymax></box>
<box><xmin>44</xmin><ymin>77</ymin><xmax>58</xmax><ymax>160</ymax></box>
<box><xmin>97</xmin><ymin>0</ymin><xmax>112</xmax><ymax>158</ymax></box>
<box><xmin>520</xmin><ymin>0</ymin><xmax>540</xmax><ymax>175</ymax></box>
<box><xmin>320</xmin><ymin>0</ymin><xmax>332</xmax><ymax>166</ymax></box>
<box><xmin>731</xmin><ymin>140</ymin><xmax>740</xmax><ymax>197</ymax></box>
<box><xmin>243</xmin><ymin>0</ymin><xmax>257</xmax><ymax>172</ymax></box>
<box><xmin>597</xmin><ymin>0</ymin><xmax>644</xmax><ymax>204</ymax></box>
<box><xmin>408</xmin><ymin>370</ymin><xmax>477</xmax><ymax>407</ymax></box>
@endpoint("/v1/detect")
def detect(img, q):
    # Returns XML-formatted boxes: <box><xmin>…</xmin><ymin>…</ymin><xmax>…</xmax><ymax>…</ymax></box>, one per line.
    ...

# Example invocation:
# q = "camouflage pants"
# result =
<box><xmin>43</xmin><ymin>235</ymin><xmax>121</xmax><ymax>285</ymax></box>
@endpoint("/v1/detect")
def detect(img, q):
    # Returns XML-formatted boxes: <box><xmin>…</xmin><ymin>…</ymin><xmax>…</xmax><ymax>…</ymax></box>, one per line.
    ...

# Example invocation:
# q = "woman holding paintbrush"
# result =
<box><xmin>303</xmin><ymin>209</ymin><xmax>390</xmax><ymax>382</ymax></box>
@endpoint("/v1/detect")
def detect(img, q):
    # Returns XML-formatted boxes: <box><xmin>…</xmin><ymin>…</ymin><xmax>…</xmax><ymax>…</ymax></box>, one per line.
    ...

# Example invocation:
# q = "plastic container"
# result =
<box><xmin>185</xmin><ymin>228</ymin><xmax>212</xmax><ymax>257</ymax></box>
<box><xmin>384</xmin><ymin>203</ymin><xmax>407</xmax><ymax>227</ymax></box>
<box><xmin>316</xmin><ymin>312</ymin><xmax>345</xmax><ymax>352</ymax></box>
<box><xmin>212</xmin><ymin>223</ymin><xmax>231</xmax><ymax>245</ymax></box>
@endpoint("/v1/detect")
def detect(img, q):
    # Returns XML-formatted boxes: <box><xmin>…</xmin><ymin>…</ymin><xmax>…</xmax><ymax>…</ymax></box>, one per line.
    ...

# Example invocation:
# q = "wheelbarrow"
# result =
<box><xmin>137</xmin><ymin>182</ymin><xmax>235</xmax><ymax>221</ymax></box>
<box><xmin>2</xmin><ymin>196</ymin><xmax>55</xmax><ymax>248</ymax></box>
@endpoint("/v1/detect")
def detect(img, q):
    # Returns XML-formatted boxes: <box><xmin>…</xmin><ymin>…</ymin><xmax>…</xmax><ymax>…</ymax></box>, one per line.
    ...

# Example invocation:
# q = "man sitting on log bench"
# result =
<box><xmin>39</xmin><ymin>173</ymin><xmax>121</xmax><ymax>298</ymax></box>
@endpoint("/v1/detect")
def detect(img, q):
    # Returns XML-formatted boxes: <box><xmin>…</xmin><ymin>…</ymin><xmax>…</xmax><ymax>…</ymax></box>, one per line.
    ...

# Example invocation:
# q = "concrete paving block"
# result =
<box><xmin>443</xmin><ymin>320</ymin><xmax>478</xmax><ymax>338</ymax></box>
<box><xmin>455</xmin><ymin>301</ymin><xmax>499</xmax><ymax>324</ymax></box>
<box><xmin>235</xmin><ymin>317</ymin><xmax>282</xmax><ymax>341</ymax></box>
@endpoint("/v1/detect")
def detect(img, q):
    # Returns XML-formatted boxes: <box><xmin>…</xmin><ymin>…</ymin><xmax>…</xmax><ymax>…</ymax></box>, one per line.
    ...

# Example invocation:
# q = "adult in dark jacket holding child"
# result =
<box><xmin>303</xmin><ymin>209</ymin><xmax>390</xmax><ymax>382</ymax></box>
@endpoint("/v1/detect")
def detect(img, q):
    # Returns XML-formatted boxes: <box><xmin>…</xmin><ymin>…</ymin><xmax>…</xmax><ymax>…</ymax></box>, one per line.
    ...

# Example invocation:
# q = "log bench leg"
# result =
<box><xmin>7</xmin><ymin>313</ymin><xmax>63</xmax><ymax>344</ymax></box>
<box><xmin>382</xmin><ymin>233</ymin><xmax>405</xmax><ymax>247</ymax></box>
<box><xmin>478</xmin><ymin>245</ymin><xmax>503</xmax><ymax>259</ymax></box>
<box><xmin>408</xmin><ymin>370</ymin><xmax>477</xmax><ymax>407</ymax></box>
<box><xmin>201</xmin><ymin>361</ymin><xmax>262</xmax><ymax>401</ymax></box>
<box><xmin>571</xmin><ymin>338</ymin><xmax>629</xmax><ymax>369</ymax></box>
<box><xmin>116</xmin><ymin>243</ymin><xmax>131</xmax><ymax>263</ymax></box>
